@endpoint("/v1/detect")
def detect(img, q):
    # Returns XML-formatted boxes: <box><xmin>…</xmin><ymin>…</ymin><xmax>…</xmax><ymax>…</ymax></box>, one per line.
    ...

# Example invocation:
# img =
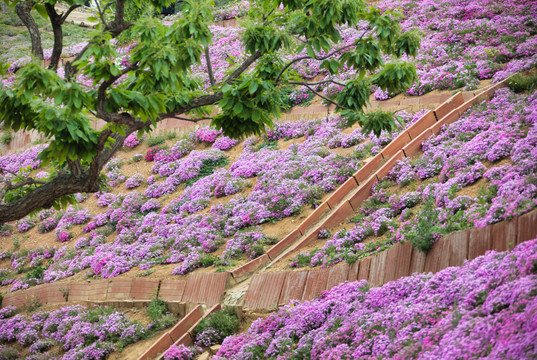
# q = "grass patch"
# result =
<box><xmin>146</xmin><ymin>134</ymin><xmax>167</xmax><ymax>147</ymax></box>
<box><xmin>0</xmin><ymin>7</ymin><xmax>91</xmax><ymax>62</ymax></box>
<box><xmin>507</xmin><ymin>72</ymin><xmax>537</xmax><ymax>93</ymax></box>
<box><xmin>185</xmin><ymin>157</ymin><xmax>230</xmax><ymax>187</ymax></box>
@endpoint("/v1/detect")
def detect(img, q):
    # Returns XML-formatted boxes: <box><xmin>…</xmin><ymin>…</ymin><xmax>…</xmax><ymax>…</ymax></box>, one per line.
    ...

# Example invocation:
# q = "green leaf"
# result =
<box><xmin>249</xmin><ymin>81</ymin><xmax>259</xmax><ymax>95</ymax></box>
<box><xmin>34</xmin><ymin>4</ymin><xmax>48</xmax><ymax>18</ymax></box>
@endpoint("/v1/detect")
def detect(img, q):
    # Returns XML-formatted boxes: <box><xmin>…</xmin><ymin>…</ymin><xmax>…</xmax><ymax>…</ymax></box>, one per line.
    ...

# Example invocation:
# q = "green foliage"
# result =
<box><xmin>395</xmin><ymin>30</ymin><xmax>421</xmax><ymax>57</ymax></box>
<box><xmin>199</xmin><ymin>253</ymin><xmax>219</xmax><ymax>267</ymax></box>
<box><xmin>253</xmin><ymin>140</ymin><xmax>278</xmax><ymax>152</ymax></box>
<box><xmin>147</xmin><ymin>298</ymin><xmax>176</xmax><ymax>331</ymax></box>
<box><xmin>193</xmin><ymin>308</ymin><xmax>240</xmax><ymax>340</ymax></box>
<box><xmin>0</xmin><ymin>0</ymin><xmax>420</xmax><ymax>222</ymax></box>
<box><xmin>0</xmin><ymin>269</ymin><xmax>16</xmax><ymax>284</ymax></box>
<box><xmin>146</xmin><ymin>134</ymin><xmax>167</xmax><ymax>147</ymax></box>
<box><xmin>185</xmin><ymin>157</ymin><xmax>230</xmax><ymax>186</ymax></box>
<box><xmin>215</xmin><ymin>0</ymin><xmax>234</xmax><ymax>6</ymax></box>
<box><xmin>507</xmin><ymin>73</ymin><xmax>537</xmax><ymax>93</ymax></box>
<box><xmin>0</xmin><ymin>131</ymin><xmax>12</xmax><ymax>145</ymax></box>
<box><xmin>136</xmin><ymin>269</ymin><xmax>155</xmax><ymax>277</ymax></box>
<box><xmin>406</xmin><ymin>197</ymin><xmax>443</xmax><ymax>253</ymax></box>
<box><xmin>291</xmin><ymin>251</ymin><xmax>316</xmax><ymax>268</ymax></box>
<box><xmin>26</xmin><ymin>295</ymin><xmax>42</xmax><ymax>313</ymax></box>
<box><xmin>0</xmin><ymin>346</ymin><xmax>19</xmax><ymax>360</ymax></box>
<box><xmin>243</xmin><ymin>23</ymin><xmax>292</xmax><ymax>54</ymax></box>
<box><xmin>360</xmin><ymin>110</ymin><xmax>403</xmax><ymax>137</ymax></box>
<box><xmin>337</xmin><ymin>79</ymin><xmax>371</xmax><ymax>111</ymax></box>
<box><xmin>125</xmin><ymin>1</ymin><xmax>157</xmax><ymax>22</ymax></box>
<box><xmin>165</xmin><ymin>131</ymin><xmax>177</xmax><ymax>140</ymax></box>
<box><xmin>372</xmin><ymin>62</ymin><xmax>418</xmax><ymax>94</ymax></box>
<box><xmin>214</xmin><ymin>76</ymin><xmax>281</xmax><ymax>139</ymax></box>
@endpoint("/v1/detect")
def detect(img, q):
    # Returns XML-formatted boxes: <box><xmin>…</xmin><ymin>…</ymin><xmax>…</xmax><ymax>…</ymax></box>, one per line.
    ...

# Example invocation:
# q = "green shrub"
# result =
<box><xmin>146</xmin><ymin>135</ymin><xmax>167</xmax><ymax>147</ymax></box>
<box><xmin>507</xmin><ymin>73</ymin><xmax>537</xmax><ymax>93</ymax></box>
<box><xmin>215</xmin><ymin>0</ymin><xmax>234</xmax><ymax>6</ymax></box>
<box><xmin>0</xmin><ymin>131</ymin><xmax>12</xmax><ymax>145</ymax></box>
<box><xmin>0</xmin><ymin>346</ymin><xmax>19</xmax><ymax>360</ymax></box>
<box><xmin>125</xmin><ymin>2</ymin><xmax>157</xmax><ymax>22</ymax></box>
<box><xmin>147</xmin><ymin>298</ymin><xmax>176</xmax><ymax>331</ymax></box>
<box><xmin>193</xmin><ymin>308</ymin><xmax>239</xmax><ymax>344</ymax></box>
<box><xmin>165</xmin><ymin>131</ymin><xmax>177</xmax><ymax>140</ymax></box>
<box><xmin>253</xmin><ymin>140</ymin><xmax>278</xmax><ymax>152</ymax></box>
<box><xmin>406</xmin><ymin>197</ymin><xmax>443</xmax><ymax>253</ymax></box>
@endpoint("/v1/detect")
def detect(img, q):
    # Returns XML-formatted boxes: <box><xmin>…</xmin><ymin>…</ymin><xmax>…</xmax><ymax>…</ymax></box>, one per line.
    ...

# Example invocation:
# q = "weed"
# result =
<box><xmin>291</xmin><ymin>251</ymin><xmax>316</xmax><ymax>268</ymax></box>
<box><xmin>59</xmin><ymin>286</ymin><xmax>69</xmax><ymax>301</ymax></box>
<box><xmin>136</xmin><ymin>269</ymin><xmax>155</xmax><ymax>277</ymax></box>
<box><xmin>26</xmin><ymin>295</ymin><xmax>42</xmax><ymax>313</ymax></box>
<box><xmin>253</xmin><ymin>140</ymin><xmax>278</xmax><ymax>152</ymax></box>
<box><xmin>0</xmin><ymin>346</ymin><xmax>19</xmax><ymax>360</ymax></box>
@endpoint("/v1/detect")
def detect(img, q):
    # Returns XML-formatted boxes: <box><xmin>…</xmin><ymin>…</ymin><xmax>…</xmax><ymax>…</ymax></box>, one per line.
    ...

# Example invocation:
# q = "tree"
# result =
<box><xmin>0</xmin><ymin>0</ymin><xmax>420</xmax><ymax>222</ymax></box>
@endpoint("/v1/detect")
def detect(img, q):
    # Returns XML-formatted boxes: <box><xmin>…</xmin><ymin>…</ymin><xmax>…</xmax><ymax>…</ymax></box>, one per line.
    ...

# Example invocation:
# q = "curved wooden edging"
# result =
<box><xmin>242</xmin><ymin>209</ymin><xmax>537</xmax><ymax>310</ymax></box>
<box><xmin>138</xmin><ymin>303</ymin><xmax>222</xmax><ymax>360</ymax></box>
<box><xmin>0</xmin><ymin>272</ymin><xmax>230</xmax><ymax>312</ymax></box>
<box><xmin>230</xmin><ymin>80</ymin><xmax>509</xmax><ymax>282</ymax></box>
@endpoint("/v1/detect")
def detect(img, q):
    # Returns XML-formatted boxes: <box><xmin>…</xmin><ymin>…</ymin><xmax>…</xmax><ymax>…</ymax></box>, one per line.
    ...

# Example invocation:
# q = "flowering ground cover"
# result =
<box><xmin>201</xmin><ymin>237</ymin><xmax>537</xmax><ymax>359</ymax></box>
<box><xmin>294</xmin><ymin>0</ymin><xmax>537</xmax><ymax>100</ymax></box>
<box><xmin>3</xmin><ymin>0</ymin><xmax>536</xmax><ymax>103</ymax></box>
<box><xmin>0</xmin><ymin>109</ymin><xmax>422</xmax><ymax>293</ymax></box>
<box><xmin>163</xmin><ymin>308</ymin><xmax>240</xmax><ymax>360</ymax></box>
<box><xmin>0</xmin><ymin>298</ymin><xmax>175</xmax><ymax>360</ymax></box>
<box><xmin>289</xmin><ymin>87</ymin><xmax>537</xmax><ymax>269</ymax></box>
<box><xmin>168</xmin><ymin>0</ymin><xmax>537</xmax><ymax>101</ymax></box>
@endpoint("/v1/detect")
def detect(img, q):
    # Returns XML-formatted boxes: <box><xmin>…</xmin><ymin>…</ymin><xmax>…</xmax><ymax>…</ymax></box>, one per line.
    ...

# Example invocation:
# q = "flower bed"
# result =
<box><xmin>211</xmin><ymin>238</ymin><xmax>537</xmax><ymax>359</ymax></box>
<box><xmin>0</xmin><ymin>302</ymin><xmax>174</xmax><ymax>360</ymax></box>
<box><xmin>1</xmin><ymin>110</ymin><xmax>419</xmax><ymax>291</ymax></box>
<box><xmin>291</xmin><ymin>88</ymin><xmax>537</xmax><ymax>268</ymax></box>
<box><xmin>378</xmin><ymin>0</ymin><xmax>537</xmax><ymax>95</ymax></box>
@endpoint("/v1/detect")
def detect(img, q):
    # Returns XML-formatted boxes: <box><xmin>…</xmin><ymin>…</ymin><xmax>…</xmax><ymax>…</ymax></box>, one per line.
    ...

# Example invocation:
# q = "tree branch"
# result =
<box><xmin>171</xmin><ymin>116</ymin><xmax>213</xmax><ymax>122</ymax></box>
<box><xmin>60</xmin><ymin>4</ymin><xmax>82</xmax><ymax>24</ymax></box>
<box><xmin>95</xmin><ymin>63</ymin><xmax>139</xmax><ymax>123</ymax></box>
<box><xmin>224</xmin><ymin>51</ymin><xmax>262</xmax><ymax>85</ymax></box>
<box><xmin>95</xmin><ymin>0</ymin><xmax>109</xmax><ymax>28</ymax></box>
<box><xmin>299</xmin><ymin>83</ymin><xmax>350</xmax><ymax>110</ymax></box>
<box><xmin>1</xmin><ymin>177</ymin><xmax>48</xmax><ymax>203</ymax></box>
<box><xmin>65</xmin><ymin>0</ymin><xmax>130</xmax><ymax>80</ymax></box>
<box><xmin>288</xmin><ymin>79</ymin><xmax>346</xmax><ymax>87</ymax></box>
<box><xmin>0</xmin><ymin>172</ymin><xmax>98</xmax><ymax>222</ymax></box>
<box><xmin>0</xmin><ymin>167</ymin><xmax>24</xmax><ymax>179</ymax></box>
<box><xmin>204</xmin><ymin>46</ymin><xmax>216</xmax><ymax>87</ymax></box>
<box><xmin>45</xmin><ymin>3</ymin><xmax>63</xmax><ymax>71</ymax></box>
<box><xmin>15</xmin><ymin>1</ymin><xmax>43</xmax><ymax>60</ymax></box>
<box><xmin>275</xmin><ymin>43</ymin><xmax>356</xmax><ymax>83</ymax></box>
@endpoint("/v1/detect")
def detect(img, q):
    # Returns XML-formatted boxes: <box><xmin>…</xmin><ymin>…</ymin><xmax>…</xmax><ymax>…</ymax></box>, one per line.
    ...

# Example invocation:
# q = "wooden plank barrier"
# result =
<box><xmin>242</xmin><ymin>211</ymin><xmax>536</xmax><ymax>310</ymax></box>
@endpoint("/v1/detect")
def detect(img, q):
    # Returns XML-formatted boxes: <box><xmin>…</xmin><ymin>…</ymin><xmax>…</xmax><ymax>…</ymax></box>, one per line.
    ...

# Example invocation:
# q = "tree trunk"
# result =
<box><xmin>0</xmin><ymin>172</ymin><xmax>99</xmax><ymax>223</ymax></box>
<box><xmin>15</xmin><ymin>1</ymin><xmax>43</xmax><ymax>60</ymax></box>
<box><xmin>45</xmin><ymin>3</ymin><xmax>63</xmax><ymax>70</ymax></box>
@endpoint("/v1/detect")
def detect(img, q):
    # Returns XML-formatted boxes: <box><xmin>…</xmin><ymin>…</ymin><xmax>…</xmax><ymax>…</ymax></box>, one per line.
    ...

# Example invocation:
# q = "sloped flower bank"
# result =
<box><xmin>0</xmin><ymin>111</ymin><xmax>421</xmax><ymax>292</ymax></box>
<box><xmin>212</xmin><ymin>238</ymin><xmax>537</xmax><ymax>359</ymax></box>
<box><xmin>3</xmin><ymin>0</ymin><xmax>537</xmax><ymax>101</ymax></box>
<box><xmin>0</xmin><ymin>303</ymin><xmax>172</xmax><ymax>359</ymax></box>
<box><xmin>378</xmin><ymin>0</ymin><xmax>537</xmax><ymax>95</ymax></box>
<box><xmin>291</xmin><ymin>88</ymin><xmax>537</xmax><ymax>268</ymax></box>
